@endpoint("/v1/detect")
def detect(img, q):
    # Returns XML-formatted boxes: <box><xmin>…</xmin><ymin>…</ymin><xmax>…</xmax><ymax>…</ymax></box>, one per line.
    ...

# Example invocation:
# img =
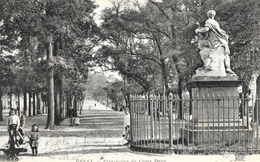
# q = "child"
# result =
<box><xmin>122</xmin><ymin>108</ymin><xmax>130</xmax><ymax>145</ymax></box>
<box><xmin>28</xmin><ymin>124</ymin><xmax>40</xmax><ymax>156</ymax></box>
<box><xmin>6</xmin><ymin>111</ymin><xmax>12</xmax><ymax>146</ymax></box>
<box><xmin>6</xmin><ymin>109</ymin><xmax>20</xmax><ymax>148</ymax></box>
<box><xmin>18</xmin><ymin>111</ymin><xmax>26</xmax><ymax>144</ymax></box>
<box><xmin>74</xmin><ymin>114</ymin><xmax>80</xmax><ymax>126</ymax></box>
<box><xmin>20</xmin><ymin>111</ymin><xmax>26</xmax><ymax>128</ymax></box>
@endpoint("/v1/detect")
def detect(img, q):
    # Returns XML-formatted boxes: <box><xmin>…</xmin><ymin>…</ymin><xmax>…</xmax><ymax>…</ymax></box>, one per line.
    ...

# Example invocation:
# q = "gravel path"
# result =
<box><xmin>0</xmin><ymin>100</ymin><xmax>258</xmax><ymax>162</ymax></box>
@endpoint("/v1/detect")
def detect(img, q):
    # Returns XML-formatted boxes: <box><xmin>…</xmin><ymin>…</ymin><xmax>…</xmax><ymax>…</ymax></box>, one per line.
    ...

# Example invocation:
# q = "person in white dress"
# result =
<box><xmin>122</xmin><ymin>108</ymin><xmax>130</xmax><ymax>144</ymax></box>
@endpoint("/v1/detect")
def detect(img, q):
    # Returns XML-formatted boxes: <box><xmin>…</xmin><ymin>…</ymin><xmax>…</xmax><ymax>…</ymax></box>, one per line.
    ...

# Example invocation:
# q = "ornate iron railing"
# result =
<box><xmin>129</xmin><ymin>94</ymin><xmax>259</xmax><ymax>154</ymax></box>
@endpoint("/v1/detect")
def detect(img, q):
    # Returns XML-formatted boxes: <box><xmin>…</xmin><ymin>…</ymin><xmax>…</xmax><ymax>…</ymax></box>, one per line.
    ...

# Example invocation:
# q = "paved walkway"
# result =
<box><xmin>0</xmin><ymin>100</ymin><xmax>258</xmax><ymax>162</ymax></box>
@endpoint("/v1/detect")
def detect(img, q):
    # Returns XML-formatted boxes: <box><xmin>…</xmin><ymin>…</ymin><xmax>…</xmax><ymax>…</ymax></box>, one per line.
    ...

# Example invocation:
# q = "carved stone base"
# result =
<box><xmin>185</xmin><ymin>79</ymin><xmax>247</xmax><ymax>144</ymax></box>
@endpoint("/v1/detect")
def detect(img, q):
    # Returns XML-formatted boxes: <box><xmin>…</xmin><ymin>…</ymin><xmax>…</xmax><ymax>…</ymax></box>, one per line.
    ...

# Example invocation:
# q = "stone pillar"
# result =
<box><xmin>189</xmin><ymin>80</ymin><xmax>241</xmax><ymax>122</ymax></box>
<box><xmin>182</xmin><ymin>78</ymin><xmax>253</xmax><ymax>144</ymax></box>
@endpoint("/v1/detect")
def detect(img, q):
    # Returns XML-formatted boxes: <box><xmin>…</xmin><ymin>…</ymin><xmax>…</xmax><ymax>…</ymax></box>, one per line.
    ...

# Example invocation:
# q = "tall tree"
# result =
<box><xmin>99</xmin><ymin>0</ymin><xmax>170</xmax><ymax>94</ymax></box>
<box><xmin>46</xmin><ymin>39</ymin><xmax>55</xmax><ymax>129</ymax></box>
<box><xmin>216</xmin><ymin>0</ymin><xmax>260</xmax><ymax>121</ymax></box>
<box><xmin>0</xmin><ymin>0</ymin><xmax>99</xmax><ymax>128</ymax></box>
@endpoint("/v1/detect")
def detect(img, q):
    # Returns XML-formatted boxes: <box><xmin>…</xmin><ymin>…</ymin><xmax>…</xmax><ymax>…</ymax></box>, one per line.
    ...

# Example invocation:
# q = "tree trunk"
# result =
<box><xmin>29</xmin><ymin>92</ymin><xmax>32</xmax><ymax>116</ymax></box>
<box><xmin>46</xmin><ymin>39</ymin><xmax>55</xmax><ymax>130</ymax></box>
<box><xmin>66</xmin><ymin>91</ymin><xmax>70</xmax><ymax>117</ymax></box>
<box><xmin>79</xmin><ymin>100</ymin><xmax>84</xmax><ymax>114</ymax></box>
<box><xmin>23</xmin><ymin>92</ymin><xmax>27</xmax><ymax>116</ymax></box>
<box><xmin>178</xmin><ymin>77</ymin><xmax>183</xmax><ymax>119</ymax></box>
<box><xmin>42</xmin><ymin>100</ymin><xmax>45</xmax><ymax>114</ymax></box>
<box><xmin>44</xmin><ymin>101</ymin><xmax>48</xmax><ymax>114</ymax></box>
<box><xmin>60</xmin><ymin>76</ymin><xmax>65</xmax><ymax>119</ymax></box>
<box><xmin>54</xmin><ymin>37</ymin><xmax>62</xmax><ymax>124</ymax></box>
<box><xmin>18</xmin><ymin>92</ymin><xmax>20</xmax><ymax>116</ymax></box>
<box><xmin>54</xmin><ymin>75</ymin><xmax>61</xmax><ymax>125</ymax></box>
<box><xmin>33</xmin><ymin>92</ymin><xmax>36</xmax><ymax>116</ymax></box>
<box><xmin>37</xmin><ymin>93</ymin><xmax>42</xmax><ymax>115</ymax></box>
<box><xmin>253</xmin><ymin>71</ymin><xmax>260</xmax><ymax>124</ymax></box>
<box><xmin>162</xmin><ymin>60</ymin><xmax>169</xmax><ymax>93</ymax></box>
<box><xmin>74</xmin><ymin>94</ymin><xmax>77</xmax><ymax>114</ymax></box>
<box><xmin>0</xmin><ymin>86</ymin><xmax>3</xmax><ymax>121</ymax></box>
<box><xmin>10</xmin><ymin>93</ymin><xmax>12</xmax><ymax>109</ymax></box>
<box><xmin>67</xmin><ymin>91</ymin><xmax>74</xmax><ymax>117</ymax></box>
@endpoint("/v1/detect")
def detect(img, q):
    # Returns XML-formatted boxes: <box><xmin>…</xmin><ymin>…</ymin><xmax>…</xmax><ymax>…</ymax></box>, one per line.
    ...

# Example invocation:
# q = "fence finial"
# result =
<box><xmin>141</xmin><ymin>94</ymin><xmax>145</xmax><ymax>100</ymax></box>
<box><xmin>169</xmin><ymin>92</ymin><xmax>173</xmax><ymax>99</ymax></box>
<box><xmin>149</xmin><ymin>93</ymin><xmax>155</xmax><ymax>99</ymax></box>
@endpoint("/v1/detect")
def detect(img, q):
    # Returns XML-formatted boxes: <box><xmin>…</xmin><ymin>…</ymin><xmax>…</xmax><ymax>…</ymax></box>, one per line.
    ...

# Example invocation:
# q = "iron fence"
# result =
<box><xmin>129</xmin><ymin>93</ymin><xmax>260</xmax><ymax>154</ymax></box>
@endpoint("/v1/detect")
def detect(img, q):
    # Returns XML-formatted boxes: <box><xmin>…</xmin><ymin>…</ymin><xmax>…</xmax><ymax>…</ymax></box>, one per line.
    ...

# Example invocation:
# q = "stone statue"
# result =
<box><xmin>194</xmin><ymin>10</ymin><xmax>236</xmax><ymax>78</ymax></box>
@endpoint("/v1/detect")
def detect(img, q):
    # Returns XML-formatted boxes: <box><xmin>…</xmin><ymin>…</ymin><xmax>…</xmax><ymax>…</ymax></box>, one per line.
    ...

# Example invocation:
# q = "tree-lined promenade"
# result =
<box><xmin>0</xmin><ymin>100</ymin><xmax>254</xmax><ymax>162</ymax></box>
<box><xmin>0</xmin><ymin>100</ymin><xmax>129</xmax><ymax>161</ymax></box>
<box><xmin>0</xmin><ymin>0</ymin><xmax>260</xmax><ymax>130</ymax></box>
<box><xmin>0</xmin><ymin>100</ymin><xmax>125</xmax><ymax>137</ymax></box>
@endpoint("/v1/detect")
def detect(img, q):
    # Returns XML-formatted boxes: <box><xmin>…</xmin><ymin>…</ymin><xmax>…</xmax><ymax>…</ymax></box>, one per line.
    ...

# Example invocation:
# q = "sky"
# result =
<box><xmin>93</xmin><ymin>0</ymin><xmax>148</xmax><ymax>25</ymax></box>
<box><xmin>93</xmin><ymin>0</ymin><xmax>148</xmax><ymax>13</ymax></box>
<box><xmin>93</xmin><ymin>0</ymin><xmax>112</xmax><ymax>25</ymax></box>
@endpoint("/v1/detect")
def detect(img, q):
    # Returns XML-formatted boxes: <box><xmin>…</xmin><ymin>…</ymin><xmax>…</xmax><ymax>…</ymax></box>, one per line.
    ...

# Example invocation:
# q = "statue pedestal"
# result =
<box><xmin>183</xmin><ymin>78</ymin><xmax>253</xmax><ymax>144</ymax></box>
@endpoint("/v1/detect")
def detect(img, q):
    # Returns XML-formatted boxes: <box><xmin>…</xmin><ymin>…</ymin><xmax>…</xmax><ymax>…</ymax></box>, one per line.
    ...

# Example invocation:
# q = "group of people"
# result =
<box><xmin>6</xmin><ymin>109</ymin><xmax>40</xmax><ymax>156</ymax></box>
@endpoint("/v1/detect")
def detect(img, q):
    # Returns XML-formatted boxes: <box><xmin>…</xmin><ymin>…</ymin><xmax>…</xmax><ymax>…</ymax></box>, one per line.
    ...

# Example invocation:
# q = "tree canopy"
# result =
<box><xmin>0</xmin><ymin>0</ymin><xmax>99</xmax><ymax>127</ymax></box>
<box><xmin>98</xmin><ymin>0</ymin><xmax>260</xmax><ymax>95</ymax></box>
<box><xmin>1</xmin><ymin>0</ymin><xmax>260</xmax><ymax>124</ymax></box>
